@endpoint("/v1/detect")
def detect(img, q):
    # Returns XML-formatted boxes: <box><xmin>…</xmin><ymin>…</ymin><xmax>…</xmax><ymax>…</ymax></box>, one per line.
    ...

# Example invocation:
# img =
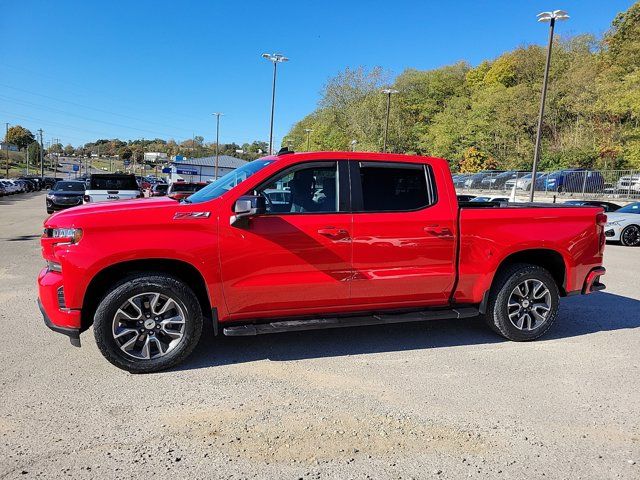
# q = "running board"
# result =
<box><xmin>223</xmin><ymin>307</ymin><xmax>479</xmax><ymax>336</ymax></box>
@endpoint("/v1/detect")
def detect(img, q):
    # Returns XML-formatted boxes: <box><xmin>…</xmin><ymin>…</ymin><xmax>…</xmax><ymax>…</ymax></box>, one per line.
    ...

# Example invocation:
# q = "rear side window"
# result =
<box><xmin>90</xmin><ymin>175</ymin><xmax>138</xmax><ymax>190</ymax></box>
<box><xmin>357</xmin><ymin>162</ymin><xmax>435</xmax><ymax>212</ymax></box>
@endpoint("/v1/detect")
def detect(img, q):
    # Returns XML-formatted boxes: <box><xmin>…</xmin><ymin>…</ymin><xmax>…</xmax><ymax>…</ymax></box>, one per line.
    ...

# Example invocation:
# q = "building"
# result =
<box><xmin>169</xmin><ymin>155</ymin><xmax>247</xmax><ymax>183</ymax></box>
<box><xmin>144</xmin><ymin>152</ymin><xmax>169</xmax><ymax>163</ymax></box>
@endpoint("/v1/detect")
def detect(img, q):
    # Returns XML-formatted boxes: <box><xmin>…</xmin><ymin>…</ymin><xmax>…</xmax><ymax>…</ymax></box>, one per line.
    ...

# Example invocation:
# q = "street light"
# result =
<box><xmin>530</xmin><ymin>9</ymin><xmax>569</xmax><ymax>202</ymax></box>
<box><xmin>304</xmin><ymin>128</ymin><xmax>313</xmax><ymax>151</ymax></box>
<box><xmin>4</xmin><ymin>122</ymin><xmax>10</xmax><ymax>178</ymax></box>
<box><xmin>381</xmin><ymin>88</ymin><xmax>399</xmax><ymax>152</ymax></box>
<box><xmin>262</xmin><ymin>53</ymin><xmax>289</xmax><ymax>155</ymax></box>
<box><xmin>212</xmin><ymin>112</ymin><xmax>223</xmax><ymax>179</ymax></box>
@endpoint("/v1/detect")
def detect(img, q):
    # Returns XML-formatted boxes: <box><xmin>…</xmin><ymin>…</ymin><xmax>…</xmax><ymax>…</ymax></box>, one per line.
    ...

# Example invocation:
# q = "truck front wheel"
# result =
<box><xmin>93</xmin><ymin>274</ymin><xmax>203</xmax><ymax>373</ymax></box>
<box><xmin>485</xmin><ymin>263</ymin><xmax>559</xmax><ymax>341</ymax></box>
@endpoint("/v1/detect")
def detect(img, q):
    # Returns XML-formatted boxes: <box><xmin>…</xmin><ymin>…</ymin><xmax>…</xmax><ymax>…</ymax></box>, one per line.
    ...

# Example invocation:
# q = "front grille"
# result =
<box><xmin>57</xmin><ymin>287</ymin><xmax>66</xmax><ymax>309</ymax></box>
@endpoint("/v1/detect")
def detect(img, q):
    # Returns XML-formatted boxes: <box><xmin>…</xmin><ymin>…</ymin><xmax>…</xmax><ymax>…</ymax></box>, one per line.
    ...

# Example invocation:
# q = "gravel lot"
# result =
<box><xmin>1</xmin><ymin>192</ymin><xmax>639</xmax><ymax>479</ymax></box>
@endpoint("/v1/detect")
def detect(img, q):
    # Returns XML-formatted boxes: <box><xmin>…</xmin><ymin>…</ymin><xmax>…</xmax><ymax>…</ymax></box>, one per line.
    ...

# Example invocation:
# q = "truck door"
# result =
<box><xmin>349</xmin><ymin>160</ymin><xmax>457</xmax><ymax>308</ymax></box>
<box><xmin>219</xmin><ymin>161</ymin><xmax>353</xmax><ymax>319</ymax></box>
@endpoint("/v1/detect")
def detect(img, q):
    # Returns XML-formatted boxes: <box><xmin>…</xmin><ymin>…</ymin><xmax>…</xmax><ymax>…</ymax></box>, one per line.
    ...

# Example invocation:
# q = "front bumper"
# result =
<box><xmin>46</xmin><ymin>199</ymin><xmax>83</xmax><ymax>211</ymax></box>
<box><xmin>604</xmin><ymin>226</ymin><xmax>621</xmax><ymax>241</ymax></box>
<box><xmin>37</xmin><ymin>268</ymin><xmax>81</xmax><ymax>347</ymax></box>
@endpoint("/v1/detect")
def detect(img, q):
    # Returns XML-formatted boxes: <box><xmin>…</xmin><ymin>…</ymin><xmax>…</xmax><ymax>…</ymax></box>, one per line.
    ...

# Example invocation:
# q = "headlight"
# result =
<box><xmin>50</xmin><ymin>227</ymin><xmax>83</xmax><ymax>244</ymax></box>
<box><xmin>46</xmin><ymin>194</ymin><xmax>55</xmax><ymax>199</ymax></box>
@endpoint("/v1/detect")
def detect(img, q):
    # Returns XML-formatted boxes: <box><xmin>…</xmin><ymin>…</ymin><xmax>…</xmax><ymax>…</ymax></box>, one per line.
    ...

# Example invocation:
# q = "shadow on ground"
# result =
<box><xmin>176</xmin><ymin>291</ymin><xmax>640</xmax><ymax>372</ymax></box>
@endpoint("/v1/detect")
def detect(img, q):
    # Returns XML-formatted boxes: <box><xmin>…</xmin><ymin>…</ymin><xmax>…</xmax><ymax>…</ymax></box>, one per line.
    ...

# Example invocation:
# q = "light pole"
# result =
<box><xmin>304</xmin><ymin>128</ymin><xmax>313</xmax><ymax>151</ymax></box>
<box><xmin>212</xmin><ymin>112</ymin><xmax>223</xmax><ymax>179</ymax></box>
<box><xmin>4</xmin><ymin>123</ymin><xmax>9</xmax><ymax>178</ymax></box>
<box><xmin>262</xmin><ymin>53</ymin><xmax>289</xmax><ymax>155</ymax></box>
<box><xmin>381</xmin><ymin>88</ymin><xmax>399</xmax><ymax>152</ymax></box>
<box><xmin>530</xmin><ymin>9</ymin><xmax>569</xmax><ymax>202</ymax></box>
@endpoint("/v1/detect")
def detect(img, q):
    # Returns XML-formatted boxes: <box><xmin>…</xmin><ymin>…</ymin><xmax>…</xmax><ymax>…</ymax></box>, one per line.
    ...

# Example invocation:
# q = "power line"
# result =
<box><xmin>0</xmin><ymin>83</ymin><xmax>197</xmax><ymax>134</ymax></box>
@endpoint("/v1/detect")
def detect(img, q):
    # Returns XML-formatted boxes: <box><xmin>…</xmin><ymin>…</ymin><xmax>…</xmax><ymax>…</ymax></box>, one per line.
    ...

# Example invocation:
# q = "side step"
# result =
<box><xmin>223</xmin><ymin>307</ymin><xmax>479</xmax><ymax>337</ymax></box>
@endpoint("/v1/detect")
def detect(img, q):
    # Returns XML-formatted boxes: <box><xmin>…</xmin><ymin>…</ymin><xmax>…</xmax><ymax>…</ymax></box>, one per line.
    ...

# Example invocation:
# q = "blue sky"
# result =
<box><xmin>1</xmin><ymin>0</ymin><xmax>635</xmax><ymax>148</ymax></box>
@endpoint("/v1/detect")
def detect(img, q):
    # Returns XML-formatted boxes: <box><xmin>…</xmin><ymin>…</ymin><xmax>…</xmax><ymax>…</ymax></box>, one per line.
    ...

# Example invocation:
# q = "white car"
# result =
<box><xmin>84</xmin><ymin>174</ymin><xmax>141</xmax><ymax>204</ymax></box>
<box><xmin>604</xmin><ymin>202</ymin><xmax>640</xmax><ymax>246</ymax></box>
<box><xmin>615</xmin><ymin>173</ymin><xmax>640</xmax><ymax>194</ymax></box>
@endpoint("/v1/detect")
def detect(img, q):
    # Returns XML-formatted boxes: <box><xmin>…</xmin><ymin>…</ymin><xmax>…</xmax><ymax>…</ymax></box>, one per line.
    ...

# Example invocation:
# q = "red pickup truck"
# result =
<box><xmin>38</xmin><ymin>151</ymin><xmax>607</xmax><ymax>372</ymax></box>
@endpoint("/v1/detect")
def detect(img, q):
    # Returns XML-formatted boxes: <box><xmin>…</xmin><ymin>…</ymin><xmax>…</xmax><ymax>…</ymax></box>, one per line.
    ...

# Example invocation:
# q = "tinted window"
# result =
<box><xmin>359</xmin><ymin>162</ymin><xmax>432</xmax><ymax>212</ymax></box>
<box><xmin>90</xmin><ymin>175</ymin><xmax>138</xmax><ymax>190</ymax></box>
<box><xmin>257</xmin><ymin>163</ymin><xmax>338</xmax><ymax>214</ymax></box>
<box><xmin>53</xmin><ymin>182</ymin><xmax>85</xmax><ymax>191</ymax></box>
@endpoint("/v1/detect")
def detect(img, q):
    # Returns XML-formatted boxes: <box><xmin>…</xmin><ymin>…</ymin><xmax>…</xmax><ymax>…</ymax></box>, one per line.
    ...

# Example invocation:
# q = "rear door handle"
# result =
<box><xmin>318</xmin><ymin>226</ymin><xmax>350</xmax><ymax>240</ymax></box>
<box><xmin>424</xmin><ymin>224</ymin><xmax>453</xmax><ymax>238</ymax></box>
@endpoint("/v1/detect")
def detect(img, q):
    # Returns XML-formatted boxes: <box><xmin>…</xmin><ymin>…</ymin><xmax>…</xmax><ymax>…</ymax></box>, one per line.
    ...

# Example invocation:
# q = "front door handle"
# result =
<box><xmin>424</xmin><ymin>224</ymin><xmax>453</xmax><ymax>238</ymax></box>
<box><xmin>318</xmin><ymin>226</ymin><xmax>350</xmax><ymax>240</ymax></box>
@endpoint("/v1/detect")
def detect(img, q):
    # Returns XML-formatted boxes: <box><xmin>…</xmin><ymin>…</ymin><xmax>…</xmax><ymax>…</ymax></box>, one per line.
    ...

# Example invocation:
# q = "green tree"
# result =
<box><xmin>5</xmin><ymin>125</ymin><xmax>35</xmax><ymax>150</ymax></box>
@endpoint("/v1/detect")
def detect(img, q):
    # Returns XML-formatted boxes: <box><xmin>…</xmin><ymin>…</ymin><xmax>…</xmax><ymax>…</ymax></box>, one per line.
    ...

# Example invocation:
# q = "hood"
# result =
<box><xmin>44</xmin><ymin>196</ymin><xmax>209</xmax><ymax>229</ymax></box>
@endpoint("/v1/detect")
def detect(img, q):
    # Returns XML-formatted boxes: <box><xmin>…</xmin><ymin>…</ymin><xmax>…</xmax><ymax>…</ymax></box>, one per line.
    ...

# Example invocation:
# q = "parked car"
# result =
<box><xmin>456</xmin><ymin>194</ymin><xmax>476</xmax><ymax>202</ymax></box>
<box><xmin>20</xmin><ymin>177</ymin><xmax>44</xmax><ymax>191</ymax></box>
<box><xmin>544</xmin><ymin>170</ymin><xmax>605</xmax><ymax>193</ymax></box>
<box><xmin>604</xmin><ymin>202</ymin><xmax>640</xmax><ymax>246</ymax></box>
<box><xmin>615</xmin><ymin>173</ymin><xmax>640</xmax><ymax>194</ymax></box>
<box><xmin>43</xmin><ymin>177</ymin><xmax>63</xmax><ymax>189</ymax></box>
<box><xmin>167</xmin><ymin>182</ymin><xmax>207</xmax><ymax>200</ymax></box>
<box><xmin>38</xmin><ymin>151</ymin><xmax>607</xmax><ymax>372</ymax></box>
<box><xmin>470</xmin><ymin>196</ymin><xmax>510</xmax><ymax>203</ymax></box>
<box><xmin>264</xmin><ymin>188</ymin><xmax>292</xmax><ymax>206</ymax></box>
<box><xmin>464</xmin><ymin>170</ymin><xmax>505</xmax><ymax>189</ymax></box>
<box><xmin>564</xmin><ymin>200</ymin><xmax>621</xmax><ymax>212</ymax></box>
<box><xmin>0</xmin><ymin>181</ymin><xmax>8</xmax><ymax>196</ymax></box>
<box><xmin>150</xmin><ymin>183</ymin><xmax>169</xmax><ymax>197</ymax></box>
<box><xmin>46</xmin><ymin>181</ymin><xmax>86</xmax><ymax>214</ymax></box>
<box><xmin>481</xmin><ymin>171</ymin><xmax>529</xmax><ymax>190</ymax></box>
<box><xmin>452</xmin><ymin>173</ymin><xmax>473</xmax><ymax>188</ymax></box>
<box><xmin>0</xmin><ymin>179</ymin><xmax>18</xmax><ymax>194</ymax></box>
<box><xmin>84</xmin><ymin>174</ymin><xmax>142</xmax><ymax>203</ymax></box>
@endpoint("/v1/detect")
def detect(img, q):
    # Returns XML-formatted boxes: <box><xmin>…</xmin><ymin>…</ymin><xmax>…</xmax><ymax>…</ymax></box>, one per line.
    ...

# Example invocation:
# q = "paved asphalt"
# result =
<box><xmin>0</xmin><ymin>192</ymin><xmax>638</xmax><ymax>479</ymax></box>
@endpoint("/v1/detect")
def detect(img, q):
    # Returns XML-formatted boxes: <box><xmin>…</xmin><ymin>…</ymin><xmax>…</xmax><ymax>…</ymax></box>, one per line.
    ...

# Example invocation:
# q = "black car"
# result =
<box><xmin>564</xmin><ymin>200</ymin><xmax>622</xmax><ymax>212</ymax></box>
<box><xmin>19</xmin><ymin>177</ymin><xmax>43</xmax><ymax>191</ymax></box>
<box><xmin>46</xmin><ymin>180</ymin><xmax>86</xmax><ymax>214</ymax></box>
<box><xmin>43</xmin><ymin>177</ymin><xmax>63</xmax><ymax>189</ymax></box>
<box><xmin>456</xmin><ymin>194</ymin><xmax>476</xmax><ymax>202</ymax></box>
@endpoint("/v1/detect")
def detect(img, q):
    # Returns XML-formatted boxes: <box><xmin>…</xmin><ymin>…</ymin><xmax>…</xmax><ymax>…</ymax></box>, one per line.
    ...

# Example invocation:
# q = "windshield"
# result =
<box><xmin>187</xmin><ymin>160</ymin><xmax>274</xmax><ymax>203</ymax></box>
<box><xmin>53</xmin><ymin>181</ymin><xmax>85</xmax><ymax>192</ymax></box>
<box><xmin>617</xmin><ymin>202</ymin><xmax>640</xmax><ymax>214</ymax></box>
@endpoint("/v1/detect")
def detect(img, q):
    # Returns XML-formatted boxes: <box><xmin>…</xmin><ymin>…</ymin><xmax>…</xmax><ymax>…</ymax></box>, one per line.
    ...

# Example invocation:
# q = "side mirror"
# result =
<box><xmin>231</xmin><ymin>195</ymin><xmax>266</xmax><ymax>226</ymax></box>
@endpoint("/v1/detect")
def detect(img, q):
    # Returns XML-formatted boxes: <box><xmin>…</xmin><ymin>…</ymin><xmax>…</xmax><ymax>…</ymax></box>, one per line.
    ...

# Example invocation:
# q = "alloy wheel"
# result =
<box><xmin>622</xmin><ymin>225</ymin><xmax>640</xmax><ymax>246</ymax></box>
<box><xmin>112</xmin><ymin>292</ymin><xmax>186</xmax><ymax>360</ymax></box>
<box><xmin>507</xmin><ymin>279</ymin><xmax>552</xmax><ymax>331</ymax></box>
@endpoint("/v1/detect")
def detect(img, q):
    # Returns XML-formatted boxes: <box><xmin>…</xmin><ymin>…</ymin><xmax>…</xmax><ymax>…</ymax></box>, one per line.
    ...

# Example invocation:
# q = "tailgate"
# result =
<box><xmin>85</xmin><ymin>190</ymin><xmax>140</xmax><ymax>202</ymax></box>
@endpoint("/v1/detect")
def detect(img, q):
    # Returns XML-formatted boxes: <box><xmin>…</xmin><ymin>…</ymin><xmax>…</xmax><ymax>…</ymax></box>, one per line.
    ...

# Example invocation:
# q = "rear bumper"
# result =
<box><xmin>37</xmin><ymin>268</ymin><xmax>82</xmax><ymax>346</ymax></box>
<box><xmin>582</xmin><ymin>267</ymin><xmax>606</xmax><ymax>294</ymax></box>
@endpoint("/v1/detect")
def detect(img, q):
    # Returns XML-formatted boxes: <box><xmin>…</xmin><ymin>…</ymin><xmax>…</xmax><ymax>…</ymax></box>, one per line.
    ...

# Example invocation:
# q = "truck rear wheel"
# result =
<box><xmin>484</xmin><ymin>263</ymin><xmax>559</xmax><ymax>341</ymax></box>
<box><xmin>93</xmin><ymin>274</ymin><xmax>203</xmax><ymax>373</ymax></box>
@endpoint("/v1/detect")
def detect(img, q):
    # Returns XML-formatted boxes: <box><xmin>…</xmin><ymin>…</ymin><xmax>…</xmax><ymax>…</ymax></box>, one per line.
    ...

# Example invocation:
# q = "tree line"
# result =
<box><xmin>285</xmin><ymin>2</ymin><xmax>640</xmax><ymax>172</ymax></box>
<box><xmin>4</xmin><ymin>125</ymin><xmax>270</xmax><ymax>170</ymax></box>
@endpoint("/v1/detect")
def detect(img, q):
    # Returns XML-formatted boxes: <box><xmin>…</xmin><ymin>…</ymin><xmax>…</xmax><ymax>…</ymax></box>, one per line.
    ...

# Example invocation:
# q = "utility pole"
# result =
<box><xmin>530</xmin><ymin>10</ymin><xmax>569</xmax><ymax>202</ymax></box>
<box><xmin>4</xmin><ymin>123</ymin><xmax>9</xmax><ymax>178</ymax></box>
<box><xmin>381</xmin><ymin>89</ymin><xmax>399</xmax><ymax>153</ymax></box>
<box><xmin>304</xmin><ymin>128</ymin><xmax>313</xmax><ymax>151</ymax></box>
<box><xmin>37</xmin><ymin>129</ymin><xmax>44</xmax><ymax>179</ymax></box>
<box><xmin>213</xmin><ymin>113</ymin><xmax>223</xmax><ymax>179</ymax></box>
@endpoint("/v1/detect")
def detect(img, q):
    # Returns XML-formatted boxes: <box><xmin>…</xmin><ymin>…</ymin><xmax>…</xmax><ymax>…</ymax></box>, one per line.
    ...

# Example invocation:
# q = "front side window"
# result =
<box><xmin>256</xmin><ymin>163</ymin><xmax>338</xmax><ymax>214</ymax></box>
<box><xmin>358</xmin><ymin>162</ymin><xmax>433</xmax><ymax>212</ymax></box>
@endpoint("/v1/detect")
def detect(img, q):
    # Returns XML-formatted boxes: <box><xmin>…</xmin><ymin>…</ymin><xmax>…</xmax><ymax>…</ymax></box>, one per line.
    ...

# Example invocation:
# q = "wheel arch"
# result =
<box><xmin>81</xmin><ymin>258</ymin><xmax>213</xmax><ymax>332</ymax></box>
<box><xmin>479</xmin><ymin>248</ymin><xmax>567</xmax><ymax>314</ymax></box>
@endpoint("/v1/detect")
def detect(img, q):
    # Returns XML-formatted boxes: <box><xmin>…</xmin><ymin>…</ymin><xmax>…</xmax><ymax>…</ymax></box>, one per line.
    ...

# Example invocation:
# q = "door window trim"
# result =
<box><xmin>349</xmin><ymin>160</ymin><xmax>438</xmax><ymax>213</ymax></box>
<box><xmin>248</xmin><ymin>160</ymin><xmax>350</xmax><ymax>215</ymax></box>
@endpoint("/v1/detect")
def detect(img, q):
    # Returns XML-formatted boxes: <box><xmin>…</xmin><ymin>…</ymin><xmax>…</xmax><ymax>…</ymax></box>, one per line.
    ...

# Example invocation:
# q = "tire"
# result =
<box><xmin>620</xmin><ymin>225</ymin><xmax>640</xmax><ymax>247</ymax></box>
<box><xmin>46</xmin><ymin>208</ymin><xmax>54</xmax><ymax>214</ymax></box>
<box><xmin>484</xmin><ymin>263</ymin><xmax>559</xmax><ymax>341</ymax></box>
<box><xmin>93</xmin><ymin>274</ymin><xmax>203</xmax><ymax>373</ymax></box>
